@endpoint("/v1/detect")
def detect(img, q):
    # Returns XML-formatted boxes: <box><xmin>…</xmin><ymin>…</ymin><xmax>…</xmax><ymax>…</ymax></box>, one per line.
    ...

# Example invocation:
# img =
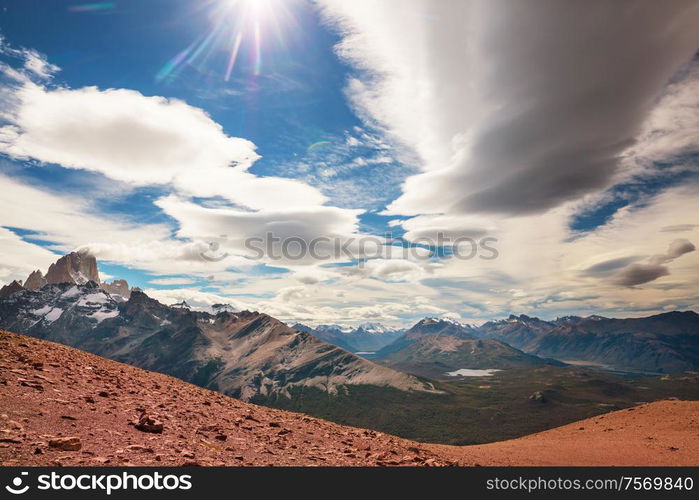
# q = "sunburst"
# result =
<box><xmin>156</xmin><ymin>0</ymin><xmax>298</xmax><ymax>84</ymax></box>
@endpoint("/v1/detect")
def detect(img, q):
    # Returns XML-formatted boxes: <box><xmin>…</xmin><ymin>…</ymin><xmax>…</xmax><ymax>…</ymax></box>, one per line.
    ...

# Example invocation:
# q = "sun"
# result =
<box><xmin>156</xmin><ymin>0</ymin><xmax>298</xmax><ymax>83</ymax></box>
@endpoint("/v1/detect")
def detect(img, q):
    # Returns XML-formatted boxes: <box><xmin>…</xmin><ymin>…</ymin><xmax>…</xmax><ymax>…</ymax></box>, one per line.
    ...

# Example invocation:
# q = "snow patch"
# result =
<box><xmin>31</xmin><ymin>305</ymin><xmax>52</xmax><ymax>316</ymax></box>
<box><xmin>446</xmin><ymin>368</ymin><xmax>501</xmax><ymax>377</ymax></box>
<box><xmin>90</xmin><ymin>309</ymin><xmax>119</xmax><ymax>323</ymax></box>
<box><xmin>44</xmin><ymin>307</ymin><xmax>64</xmax><ymax>323</ymax></box>
<box><xmin>61</xmin><ymin>286</ymin><xmax>81</xmax><ymax>299</ymax></box>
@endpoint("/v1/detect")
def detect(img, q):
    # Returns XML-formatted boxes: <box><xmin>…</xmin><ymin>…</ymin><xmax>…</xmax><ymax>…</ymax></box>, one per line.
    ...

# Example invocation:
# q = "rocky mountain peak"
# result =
<box><xmin>0</xmin><ymin>280</ymin><xmax>24</xmax><ymax>299</ymax></box>
<box><xmin>407</xmin><ymin>317</ymin><xmax>475</xmax><ymax>339</ymax></box>
<box><xmin>24</xmin><ymin>251</ymin><xmax>101</xmax><ymax>290</ymax></box>
<box><xmin>24</xmin><ymin>270</ymin><xmax>47</xmax><ymax>291</ymax></box>
<box><xmin>100</xmin><ymin>279</ymin><xmax>131</xmax><ymax>300</ymax></box>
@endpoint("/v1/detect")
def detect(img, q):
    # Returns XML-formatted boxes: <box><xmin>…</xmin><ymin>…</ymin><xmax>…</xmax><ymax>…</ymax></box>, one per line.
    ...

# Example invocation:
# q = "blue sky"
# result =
<box><xmin>1</xmin><ymin>0</ymin><xmax>698</xmax><ymax>326</ymax></box>
<box><xmin>1</xmin><ymin>1</ymin><xmax>405</xmax><ymax>209</ymax></box>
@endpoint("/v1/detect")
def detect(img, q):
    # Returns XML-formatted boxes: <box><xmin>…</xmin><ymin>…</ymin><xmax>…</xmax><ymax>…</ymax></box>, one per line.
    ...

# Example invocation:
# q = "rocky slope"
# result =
<box><xmin>293</xmin><ymin>323</ymin><xmax>404</xmax><ymax>353</ymax></box>
<box><xmin>1</xmin><ymin>331</ymin><xmax>696</xmax><ymax>466</ymax></box>
<box><xmin>0</xmin><ymin>331</ymin><xmax>453</xmax><ymax>466</ymax></box>
<box><xmin>0</xmin><ymin>286</ymin><xmax>435</xmax><ymax>401</ymax></box>
<box><xmin>477</xmin><ymin>312</ymin><xmax>699</xmax><ymax>373</ymax></box>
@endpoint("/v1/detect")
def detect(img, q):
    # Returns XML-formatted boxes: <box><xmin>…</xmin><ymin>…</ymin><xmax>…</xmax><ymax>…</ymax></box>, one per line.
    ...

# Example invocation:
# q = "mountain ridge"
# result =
<box><xmin>0</xmin><ymin>284</ymin><xmax>437</xmax><ymax>401</ymax></box>
<box><xmin>475</xmin><ymin>311</ymin><xmax>699</xmax><ymax>373</ymax></box>
<box><xmin>293</xmin><ymin>322</ymin><xmax>405</xmax><ymax>353</ymax></box>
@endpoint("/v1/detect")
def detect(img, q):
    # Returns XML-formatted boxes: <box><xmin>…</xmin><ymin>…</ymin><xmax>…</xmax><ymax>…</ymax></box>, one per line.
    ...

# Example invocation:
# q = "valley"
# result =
<box><xmin>257</xmin><ymin>365</ymin><xmax>699</xmax><ymax>445</ymax></box>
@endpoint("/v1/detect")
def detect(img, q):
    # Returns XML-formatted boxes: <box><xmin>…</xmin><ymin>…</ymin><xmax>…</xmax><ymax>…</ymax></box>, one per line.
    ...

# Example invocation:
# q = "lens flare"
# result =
<box><xmin>156</xmin><ymin>0</ymin><xmax>297</xmax><ymax>84</ymax></box>
<box><xmin>253</xmin><ymin>22</ymin><xmax>262</xmax><ymax>76</ymax></box>
<box><xmin>224</xmin><ymin>32</ymin><xmax>243</xmax><ymax>81</ymax></box>
<box><xmin>68</xmin><ymin>2</ymin><xmax>115</xmax><ymax>12</ymax></box>
<box><xmin>307</xmin><ymin>141</ymin><xmax>331</xmax><ymax>153</ymax></box>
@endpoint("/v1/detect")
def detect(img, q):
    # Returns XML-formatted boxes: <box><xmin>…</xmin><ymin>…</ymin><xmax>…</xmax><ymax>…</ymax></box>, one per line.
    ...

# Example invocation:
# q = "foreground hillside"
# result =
<box><xmin>429</xmin><ymin>399</ymin><xmax>699</xmax><ymax>466</ymax></box>
<box><xmin>0</xmin><ymin>331</ymin><xmax>452</xmax><ymax>466</ymax></box>
<box><xmin>1</xmin><ymin>331</ymin><xmax>697</xmax><ymax>466</ymax></box>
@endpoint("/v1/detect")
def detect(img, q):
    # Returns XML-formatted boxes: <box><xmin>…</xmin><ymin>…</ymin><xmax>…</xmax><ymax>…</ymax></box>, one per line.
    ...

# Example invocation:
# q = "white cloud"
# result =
<box><xmin>148</xmin><ymin>277</ymin><xmax>197</xmax><ymax>286</ymax></box>
<box><xmin>0</xmin><ymin>173</ymin><xmax>250</xmax><ymax>277</ymax></box>
<box><xmin>23</xmin><ymin>51</ymin><xmax>59</xmax><ymax>79</ymax></box>
<box><xmin>0</xmin><ymin>227</ymin><xmax>58</xmax><ymax>285</ymax></box>
<box><xmin>154</xmin><ymin>195</ymin><xmax>366</xmax><ymax>266</ymax></box>
<box><xmin>0</xmin><ymin>84</ymin><xmax>258</xmax><ymax>184</ymax></box>
<box><xmin>0</xmin><ymin>71</ymin><xmax>330</xmax><ymax>212</ymax></box>
<box><xmin>0</xmin><ymin>173</ymin><xmax>170</xmax><ymax>251</ymax></box>
<box><xmin>622</xmin><ymin>62</ymin><xmax>699</xmax><ymax>179</ymax></box>
<box><xmin>0</xmin><ymin>36</ymin><xmax>58</xmax><ymax>81</ymax></box>
<box><xmin>359</xmin><ymin>258</ymin><xmax>436</xmax><ymax>282</ymax></box>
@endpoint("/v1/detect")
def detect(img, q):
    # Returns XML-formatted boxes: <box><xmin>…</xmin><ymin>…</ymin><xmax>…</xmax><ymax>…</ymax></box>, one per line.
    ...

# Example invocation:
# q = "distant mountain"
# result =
<box><xmin>0</xmin><ymin>280</ymin><xmax>24</xmax><ymax>299</ymax></box>
<box><xmin>45</xmin><ymin>250</ymin><xmax>100</xmax><ymax>285</ymax></box>
<box><xmin>24</xmin><ymin>270</ymin><xmax>47</xmax><ymax>291</ymax></box>
<box><xmin>292</xmin><ymin>322</ymin><xmax>405</xmax><ymax>352</ymax></box>
<box><xmin>100</xmin><ymin>279</ymin><xmax>131</xmax><ymax>300</ymax></box>
<box><xmin>378</xmin><ymin>337</ymin><xmax>562</xmax><ymax>378</ymax></box>
<box><xmin>13</xmin><ymin>251</ymin><xmax>132</xmax><ymax>300</ymax></box>
<box><xmin>376</xmin><ymin>318</ymin><xmax>478</xmax><ymax>358</ymax></box>
<box><xmin>476</xmin><ymin>312</ymin><xmax>699</xmax><ymax>373</ymax></box>
<box><xmin>21</xmin><ymin>251</ymin><xmax>99</xmax><ymax>291</ymax></box>
<box><xmin>373</xmin><ymin>318</ymin><xmax>559</xmax><ymax>377</ymax></box>
<box><xmin>0</xmin><ymin>282</ymin><xmax>436</xmax><ymax>401</ymax></box>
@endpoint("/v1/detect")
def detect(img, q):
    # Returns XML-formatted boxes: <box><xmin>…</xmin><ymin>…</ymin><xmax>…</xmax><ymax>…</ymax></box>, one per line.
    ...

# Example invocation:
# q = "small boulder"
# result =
<box><xmin>529</xmin><ymin>391</ymin><xmax>547</xmax><ymax>403</ymax></box>
<box><xmin>133</xmin><ymin>412</ymin><xmax>164</xmax><ymax>434</ymax></box>
<box><xmin>48</xmin><ymin>437</ymin><xmax>82</xmax><ymax>451</ymax></box>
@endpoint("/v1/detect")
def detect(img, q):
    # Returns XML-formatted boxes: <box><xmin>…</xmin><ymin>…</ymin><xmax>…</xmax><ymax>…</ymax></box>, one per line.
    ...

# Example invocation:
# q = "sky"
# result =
<box><xmin>0</xmin><ymin>0</ymin><xmax>698</xmax><ymax>327</ymax></box>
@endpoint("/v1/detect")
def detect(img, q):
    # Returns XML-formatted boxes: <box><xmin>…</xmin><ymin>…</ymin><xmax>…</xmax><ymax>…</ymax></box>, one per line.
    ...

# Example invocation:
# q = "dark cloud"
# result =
<box><xmin>613</xmin><ymin>239</ymin><xmax>695</xmax><ymax>287</ymax></box>
<box><xmin>452</xmin><ymin>1</ymin><xmax>699</xmax><ymax>215</ymax></box>
<box><xmin>660</xmin><ymin>224</ymin><xmax>699</xmax><ymax>233</ymax></box>
<box><xmin>583</xmin><ymin>256</ymin><xmax>641</xmax><ymax>276</ymax></box>
<box><xmin>667</xmin><ymin>238</ymin><xmax>696</xmax><ymax>259</ymax></box>
<box><xmin>613</xmin><ymin>263</ymin><xmax>669</xmax><ymax>287</ymax></box>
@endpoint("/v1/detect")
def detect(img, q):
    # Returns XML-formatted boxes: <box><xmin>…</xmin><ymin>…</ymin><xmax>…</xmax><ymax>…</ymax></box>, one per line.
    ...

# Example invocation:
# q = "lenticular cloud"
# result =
<box><xmin>319</xmin><ymin>0</ymin><xmax>699</xmax><ymax>217</ymax></box>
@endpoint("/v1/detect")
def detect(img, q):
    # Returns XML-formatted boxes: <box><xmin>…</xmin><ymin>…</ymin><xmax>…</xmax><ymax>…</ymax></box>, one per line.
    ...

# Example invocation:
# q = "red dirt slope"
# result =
<box><xmin>1</xmin><ymin>331</ymin><xmax>697</xmax><ymax>466</ymax></box>
<box><xmin>0</xmin><ymin>331</ymin><xmax>455</xmax><ymax>466</ymax></box>
<box><xmin>428</xmin><ymin>399</ymin><xmax>698</xmax><ymax>465</ymax></box>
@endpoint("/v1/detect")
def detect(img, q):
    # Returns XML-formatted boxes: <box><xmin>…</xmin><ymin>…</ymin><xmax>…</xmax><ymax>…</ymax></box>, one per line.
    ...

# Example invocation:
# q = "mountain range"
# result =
<box><xmin>2</xmin><ymin>253</ymin><xmax>698</xmax><ymax>380</ymax></box>
<box><xmin>476</xmin><ymin>313</ymin><xmax>699</xmax><ymax>373</ymax></box>
<box><xmin>292</xmin><ymin>323</ymin><xmax>404</xmax><ymax>353</ymax></box>
<box><xmin>372</xmin><ymin>319</ymin><xmax>563</xmax><ymax>378</ymax></box>
<box><xmin>0</xmin><ymin>281</ymin><xmax>434</xmax><ymax>401</ymax></box>
<box><xmin>300</xmin><ymin>314</ymin><xmax>699</xmax><ymax>375</ymax></box>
